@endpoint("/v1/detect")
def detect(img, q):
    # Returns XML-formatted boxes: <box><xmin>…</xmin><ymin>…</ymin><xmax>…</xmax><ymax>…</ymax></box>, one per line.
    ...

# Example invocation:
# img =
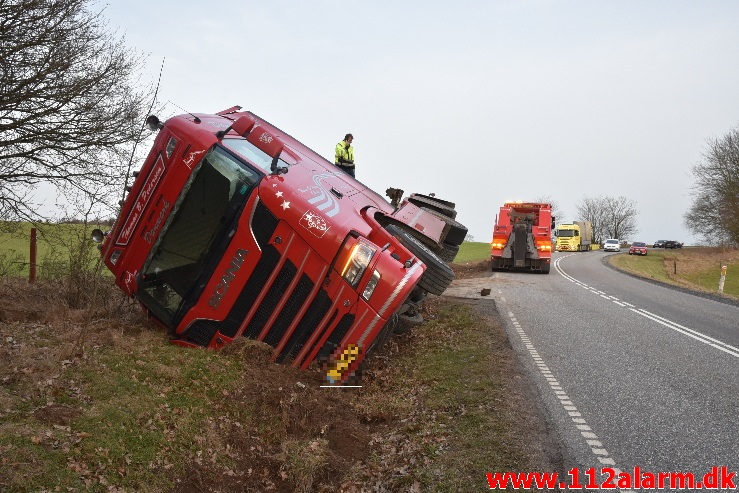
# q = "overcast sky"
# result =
<box><xmin>104</xmin><ymin>0</ymin><xmax>739</xmax><ymax>245</ymax></box>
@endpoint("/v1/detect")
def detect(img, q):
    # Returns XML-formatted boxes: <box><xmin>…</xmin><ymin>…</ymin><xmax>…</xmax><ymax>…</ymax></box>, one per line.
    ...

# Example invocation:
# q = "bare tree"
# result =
<box><xmin>576</xmin><ymin>195</ymin><xmax>639</xmax><ymax>243</ymax></box>
<box><xmin>602</xmin><ymin>196</ymin><xmax>639</xmax><ymax>241</ymax></box>
<box><xmin>684</xmin><ymin>125</ymin><xmax>739</xmax><ymax>246</ymax></box>
<box><xmin>575</xmin><ymin>196</ymin><xmax>607</xmax><ymax>243</ymax></box>
<box><xmin>0</xmin><ymin>0</ymin><xmax>154</xmax><ymax>221</ymax></box>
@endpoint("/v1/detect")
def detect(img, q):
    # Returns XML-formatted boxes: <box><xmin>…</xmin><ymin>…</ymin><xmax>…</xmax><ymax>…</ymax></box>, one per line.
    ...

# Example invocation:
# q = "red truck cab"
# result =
<box><xmin>96</xmin><ymin>107</ymin><xmax>463</xmax><ymax>384</ymax></box>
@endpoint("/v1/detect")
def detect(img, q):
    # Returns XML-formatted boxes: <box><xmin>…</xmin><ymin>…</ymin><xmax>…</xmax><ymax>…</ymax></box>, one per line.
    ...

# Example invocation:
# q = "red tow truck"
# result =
<box><xmin>93</xmin><ymin>106</ymin><xmax>466</xmax><ymax>385</ymax></box>
<box><xmin>490</xmin><ymin>202</ymin><xmax>554</xmax><ymax>274</ymax></box>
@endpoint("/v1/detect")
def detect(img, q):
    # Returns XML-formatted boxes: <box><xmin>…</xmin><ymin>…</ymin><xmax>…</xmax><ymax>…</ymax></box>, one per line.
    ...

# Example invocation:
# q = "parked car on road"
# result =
<box><xmin>663</xmin><ymin>240</ymin><xmax>683</xmax><ymax>249</ymax></box>
<box><xmin>653</xmin><ymin>240</ymin><xmax>666</xmax><ymax>248</ymax></box>
<box><xmin>603</xmin><ymin>239</ymin><xmax>621</xmax><ymax>252</ymax></box>
<box><xmin>629</xmin><ymin>242</ymin><xmax>648</xmax><ymax>256</ymax></box>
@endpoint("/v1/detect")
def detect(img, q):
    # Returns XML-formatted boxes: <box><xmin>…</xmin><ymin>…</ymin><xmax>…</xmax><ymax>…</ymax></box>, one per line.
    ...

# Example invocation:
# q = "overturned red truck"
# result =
<box><xmin>93</xmin><ymin>106</ymin><xmax>466</xmax><ymax>384</ymax></box>
<box><xmin>490</xmin><ymin>202</ymin><xmax>554</xmax><ymax>274</ymax></box>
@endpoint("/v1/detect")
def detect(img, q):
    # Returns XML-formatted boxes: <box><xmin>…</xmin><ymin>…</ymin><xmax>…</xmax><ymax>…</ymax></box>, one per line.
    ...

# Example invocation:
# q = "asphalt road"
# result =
<box><xmin>445</xmin><ymin>251</ymin><xmax>739</xmax><ymax>490</ymax></box>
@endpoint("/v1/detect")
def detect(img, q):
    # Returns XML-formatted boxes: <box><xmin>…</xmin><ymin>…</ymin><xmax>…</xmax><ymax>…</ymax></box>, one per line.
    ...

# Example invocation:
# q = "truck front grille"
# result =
<box><xmin>182</xmin><ymin>200</ymin><xmax>353</xmax><ymax>367</ymax></box>
<box><xmin>276</xmin><ymin>290</ymin><xmax>332</xmax><ymax>363</ymax></box>
<box><xmin>263</xmin><ymin>273</ymin><xmax>314</xmax><ymax>348</ymax></box>
<box><xmin>216</xmin><ymin>245</ymin><xmax>281</xmax><ymax>338</ymax></box>
<box><xmin>242</xmin><ymin>260</ymin><xmax>298</xmax><ymax>339</ymax></box>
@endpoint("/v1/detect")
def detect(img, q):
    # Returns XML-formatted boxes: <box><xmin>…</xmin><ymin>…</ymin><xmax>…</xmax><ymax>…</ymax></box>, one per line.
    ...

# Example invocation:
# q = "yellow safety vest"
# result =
<box><xmin>335</xmin><ymin>141</ymin><xmax>354</xmax><ymax>166</ymax></box>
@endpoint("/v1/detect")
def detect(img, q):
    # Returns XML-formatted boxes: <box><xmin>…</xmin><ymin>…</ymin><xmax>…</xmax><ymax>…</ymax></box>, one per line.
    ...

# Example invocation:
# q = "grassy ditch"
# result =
<box><xmin>0</xmin><ymin>276</ymin><xmax>548</xmax><ymax>492</ymax></box>
<box><xmin>608</xmin><ymin>247</ymin><xmax>739</xmax><ymax>298</ymax></box>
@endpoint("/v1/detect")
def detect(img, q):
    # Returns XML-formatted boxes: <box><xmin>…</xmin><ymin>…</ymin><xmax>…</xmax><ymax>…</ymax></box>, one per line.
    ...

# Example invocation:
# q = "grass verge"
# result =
<box><xmin>608</xmin><ymin>247</ymin><xmax>739</xmax><ymax>298</ymax></box>
<box><xmin>0</xmin><ymin>278</ymin><xmax>551</xmax><ymax>492</ymax></box>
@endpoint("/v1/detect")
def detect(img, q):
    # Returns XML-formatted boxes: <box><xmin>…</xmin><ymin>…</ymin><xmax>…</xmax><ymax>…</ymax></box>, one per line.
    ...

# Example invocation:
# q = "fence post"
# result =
<box><xmin>29</xmin><ymin>227</ymin><xmax>37</xmax><ymax>284</ymax></box>
<box><xmin>718</xmin><ymin>265</ymin><xmax>727</xmax><ymax>293</ymax></box>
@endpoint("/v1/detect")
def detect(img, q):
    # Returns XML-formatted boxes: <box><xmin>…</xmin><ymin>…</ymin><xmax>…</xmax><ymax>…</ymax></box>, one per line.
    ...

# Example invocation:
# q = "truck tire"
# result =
<box><xmin>437</xmin><ymin>242</ymin><xmax>459</xmax><ymax>262</ymax></box>
<box><xmin>408</xmin><ymin>195</ymin><xmax>457</xmax><ymax>219</ymax></box>
<box><xmin>421</xmin><ymin>207</ymin><xmax>468</xmax><ymax>246</ymax></box>
<box><xmin>394</xmin><ymin>311</ymin><xmax>423</xmax><ymax>334</ymax></box>
<box><xmin>386</xmin><ymin>225</ymin><xmax>455</xmax><ymax>296</ymax></box>
<box><xmin>541</xmin><ymin>262</ymin><xmax>551</xmax><ymax>274</ymax></box>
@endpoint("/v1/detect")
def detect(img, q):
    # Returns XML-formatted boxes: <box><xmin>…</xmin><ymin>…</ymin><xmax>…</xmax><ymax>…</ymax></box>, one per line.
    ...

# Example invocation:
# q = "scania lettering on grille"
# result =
<box><xmin>209</xmin><ymin>249</ymin><xmax>249</xmax><ymax>309</ymax></box>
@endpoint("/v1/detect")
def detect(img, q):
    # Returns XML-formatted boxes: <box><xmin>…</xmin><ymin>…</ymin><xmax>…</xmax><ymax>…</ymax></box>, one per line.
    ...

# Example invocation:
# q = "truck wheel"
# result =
<box><xmin>394</xmin><ymin>311</ymin><xmax>423</xmax><ymax>334</ymax></box>
<box><xmin>386</xmin><ymin>225</ymin><xmax>455</xmax><ymax>296</ymax></box>
<box><xmin>437</xmin><ymin>242</ymin><xmax>459</xmax><ymax>262</ymax></box>
<box><xmin>421</xmin><ymin>207</ymin><xmax>468</xmax><ymax>246</ymax></box>
<box><xmin>408</xmin><ymin>195</ymin><xmax>457</xmax><ymax>219</ymax></box>
<box><xmin>541</xmin><ymin>263</ymin><xmax>551</xmax><ymax>274</ymax></box>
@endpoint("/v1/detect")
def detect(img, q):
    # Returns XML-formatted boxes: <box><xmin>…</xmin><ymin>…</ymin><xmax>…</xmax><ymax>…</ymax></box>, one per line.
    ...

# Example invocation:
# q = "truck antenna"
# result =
<box><xmin>170</xmin><ymin>101</ymin><xmax>201</xmax><ymax>123</ymax></box>
<box><xmin>122</xmin><ymin>57</ymin><xmax>165</xmax><ymax>205</ymax></box>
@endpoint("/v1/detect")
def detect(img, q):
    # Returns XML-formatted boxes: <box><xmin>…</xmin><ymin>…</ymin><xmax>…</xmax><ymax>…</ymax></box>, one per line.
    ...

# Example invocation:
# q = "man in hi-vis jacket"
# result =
<box><xmin>334</xmin><ymin>133</ymin><xmax>355</xmax><ymax>177</ymax></box>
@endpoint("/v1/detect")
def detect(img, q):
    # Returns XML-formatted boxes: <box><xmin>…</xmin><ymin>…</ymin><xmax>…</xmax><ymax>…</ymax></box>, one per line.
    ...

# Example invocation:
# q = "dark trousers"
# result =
<box><xmin>336</xmin><ymin>164</ymin><xmax>355</xmax><ymax>178</ymax></box>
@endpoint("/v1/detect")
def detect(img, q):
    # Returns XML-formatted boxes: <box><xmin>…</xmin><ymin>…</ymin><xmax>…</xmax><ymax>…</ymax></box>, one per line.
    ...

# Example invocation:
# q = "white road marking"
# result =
<box><xmin>501</xmin><ymin>303</ymin><xmax>622</xmax><ymax>475</ymax></box>
<box><xmin>554</xmin><ymin>255</ymin><xmax>739</xmax><ymax>360</ymax></box>
<box><xmin>632</xmin><ymin>309</ymin><xmax>739</xmax><ymax>358</ymax></box>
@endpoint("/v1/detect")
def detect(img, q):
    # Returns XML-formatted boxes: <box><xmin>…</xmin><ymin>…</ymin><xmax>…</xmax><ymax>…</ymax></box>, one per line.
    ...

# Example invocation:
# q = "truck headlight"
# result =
<box><xmin>341</xmin><ymin>240</ymin><xmax>376</xmax><ymax>288</ymax></box>
<box><xmin>362</xmin><ymin>269</ymin><xmax>381</xmax><ymax>300</ymax></box>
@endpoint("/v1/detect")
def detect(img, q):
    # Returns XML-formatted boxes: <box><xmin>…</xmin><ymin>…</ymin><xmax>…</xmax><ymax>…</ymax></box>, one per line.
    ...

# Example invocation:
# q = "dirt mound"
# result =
<box><xmin>171</xmin><ymin>338</ymin><xmax>373</xmax><ymax>493</ymax></box>
<box><xmin>451</xmin><ymin>259</ymin><xmax>491</xmax><ymax>279</ymax></box>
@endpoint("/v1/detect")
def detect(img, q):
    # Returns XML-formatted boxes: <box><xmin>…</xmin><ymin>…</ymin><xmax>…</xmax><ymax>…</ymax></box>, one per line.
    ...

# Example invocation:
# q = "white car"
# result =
<box><xmin>603</xmin><ymin>238</ymin><xmax>621</xmax><ymax>252</ymax></box>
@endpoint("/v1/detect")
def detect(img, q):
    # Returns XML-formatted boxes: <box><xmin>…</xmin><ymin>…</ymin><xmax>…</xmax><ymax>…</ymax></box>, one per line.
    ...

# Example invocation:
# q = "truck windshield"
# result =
<box><xmin>221</xmin><ymin>138</ymin><xmax>293</xmax><ymax>172</ymax></box>
<box><xmin>137</xmin><ymin>146</ymin><xmax>261</xmax><ymax>327</ymax></box>
<box><xmin>556</xmin><ymin>230</ymin><xmax>575</xmax><ymax>237</ymax></box>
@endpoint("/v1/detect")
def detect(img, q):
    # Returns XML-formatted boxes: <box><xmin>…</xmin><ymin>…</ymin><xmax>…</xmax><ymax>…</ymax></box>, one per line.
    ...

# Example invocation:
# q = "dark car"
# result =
<box><xmin>629</xmin><ymin>242</ymin><xmax>648</xmax><ymax>256</ymax></box>
<box><xmin>663</xmin><ymin>240</ymin><xmax>683</xmax><ymax>249</ymax></box>
<box><xmin>653</xmin><ymin>240</ymin><xmax>666</xmax><ymax>248</ymax></box>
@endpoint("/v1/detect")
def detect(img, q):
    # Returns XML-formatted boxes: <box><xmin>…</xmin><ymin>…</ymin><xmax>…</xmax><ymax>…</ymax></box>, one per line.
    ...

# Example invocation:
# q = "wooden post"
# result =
<box><xmin>718</xmin><ymin>265</ymin><xmax>727</xmax><ymax>293</ymax></box>
<box><xmin>29</xmin><ymin>227</ymin><xmax>37</xmax><ymax>284</ymax></box>
<box><xmin>673</xmin><ymin>258</ymin><xmax>677</xmax><ymax>275</ymax></box>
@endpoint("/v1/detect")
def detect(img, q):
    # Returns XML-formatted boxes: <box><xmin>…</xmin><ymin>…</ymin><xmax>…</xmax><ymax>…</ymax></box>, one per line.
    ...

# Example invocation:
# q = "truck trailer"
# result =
<box><xmin>555</xmin><ymin>221</ymin><xmax>592</xmax><ymax>252</ymax></box>
<box><xmin>490</xmin><ymin>202</ymin><xmax>554</xmax><ymax>274</ymax></box>
<box><xmin>92</xmin><ymin>106</ymin><xmax>466</xmax><ymax>385</ymax></box>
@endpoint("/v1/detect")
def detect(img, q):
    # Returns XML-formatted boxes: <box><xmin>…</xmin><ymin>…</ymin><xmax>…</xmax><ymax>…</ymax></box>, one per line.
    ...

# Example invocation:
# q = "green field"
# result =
<box><xmin>0</xmin><ymin>222</ymin><xmax>104</xmax><ymax>278</ymax></box>
<box><xmin>453</xmin><ymin>241</ymin><xmax>490</xmax><ymax>263</ymax></box>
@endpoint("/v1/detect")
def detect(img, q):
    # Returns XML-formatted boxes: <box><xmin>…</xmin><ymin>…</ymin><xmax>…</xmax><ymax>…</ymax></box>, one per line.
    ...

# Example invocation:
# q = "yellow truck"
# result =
<box><xmin>555</xmin><ymin>221</ymin><xmax>592</xmax><ymax>252</ymax></box>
